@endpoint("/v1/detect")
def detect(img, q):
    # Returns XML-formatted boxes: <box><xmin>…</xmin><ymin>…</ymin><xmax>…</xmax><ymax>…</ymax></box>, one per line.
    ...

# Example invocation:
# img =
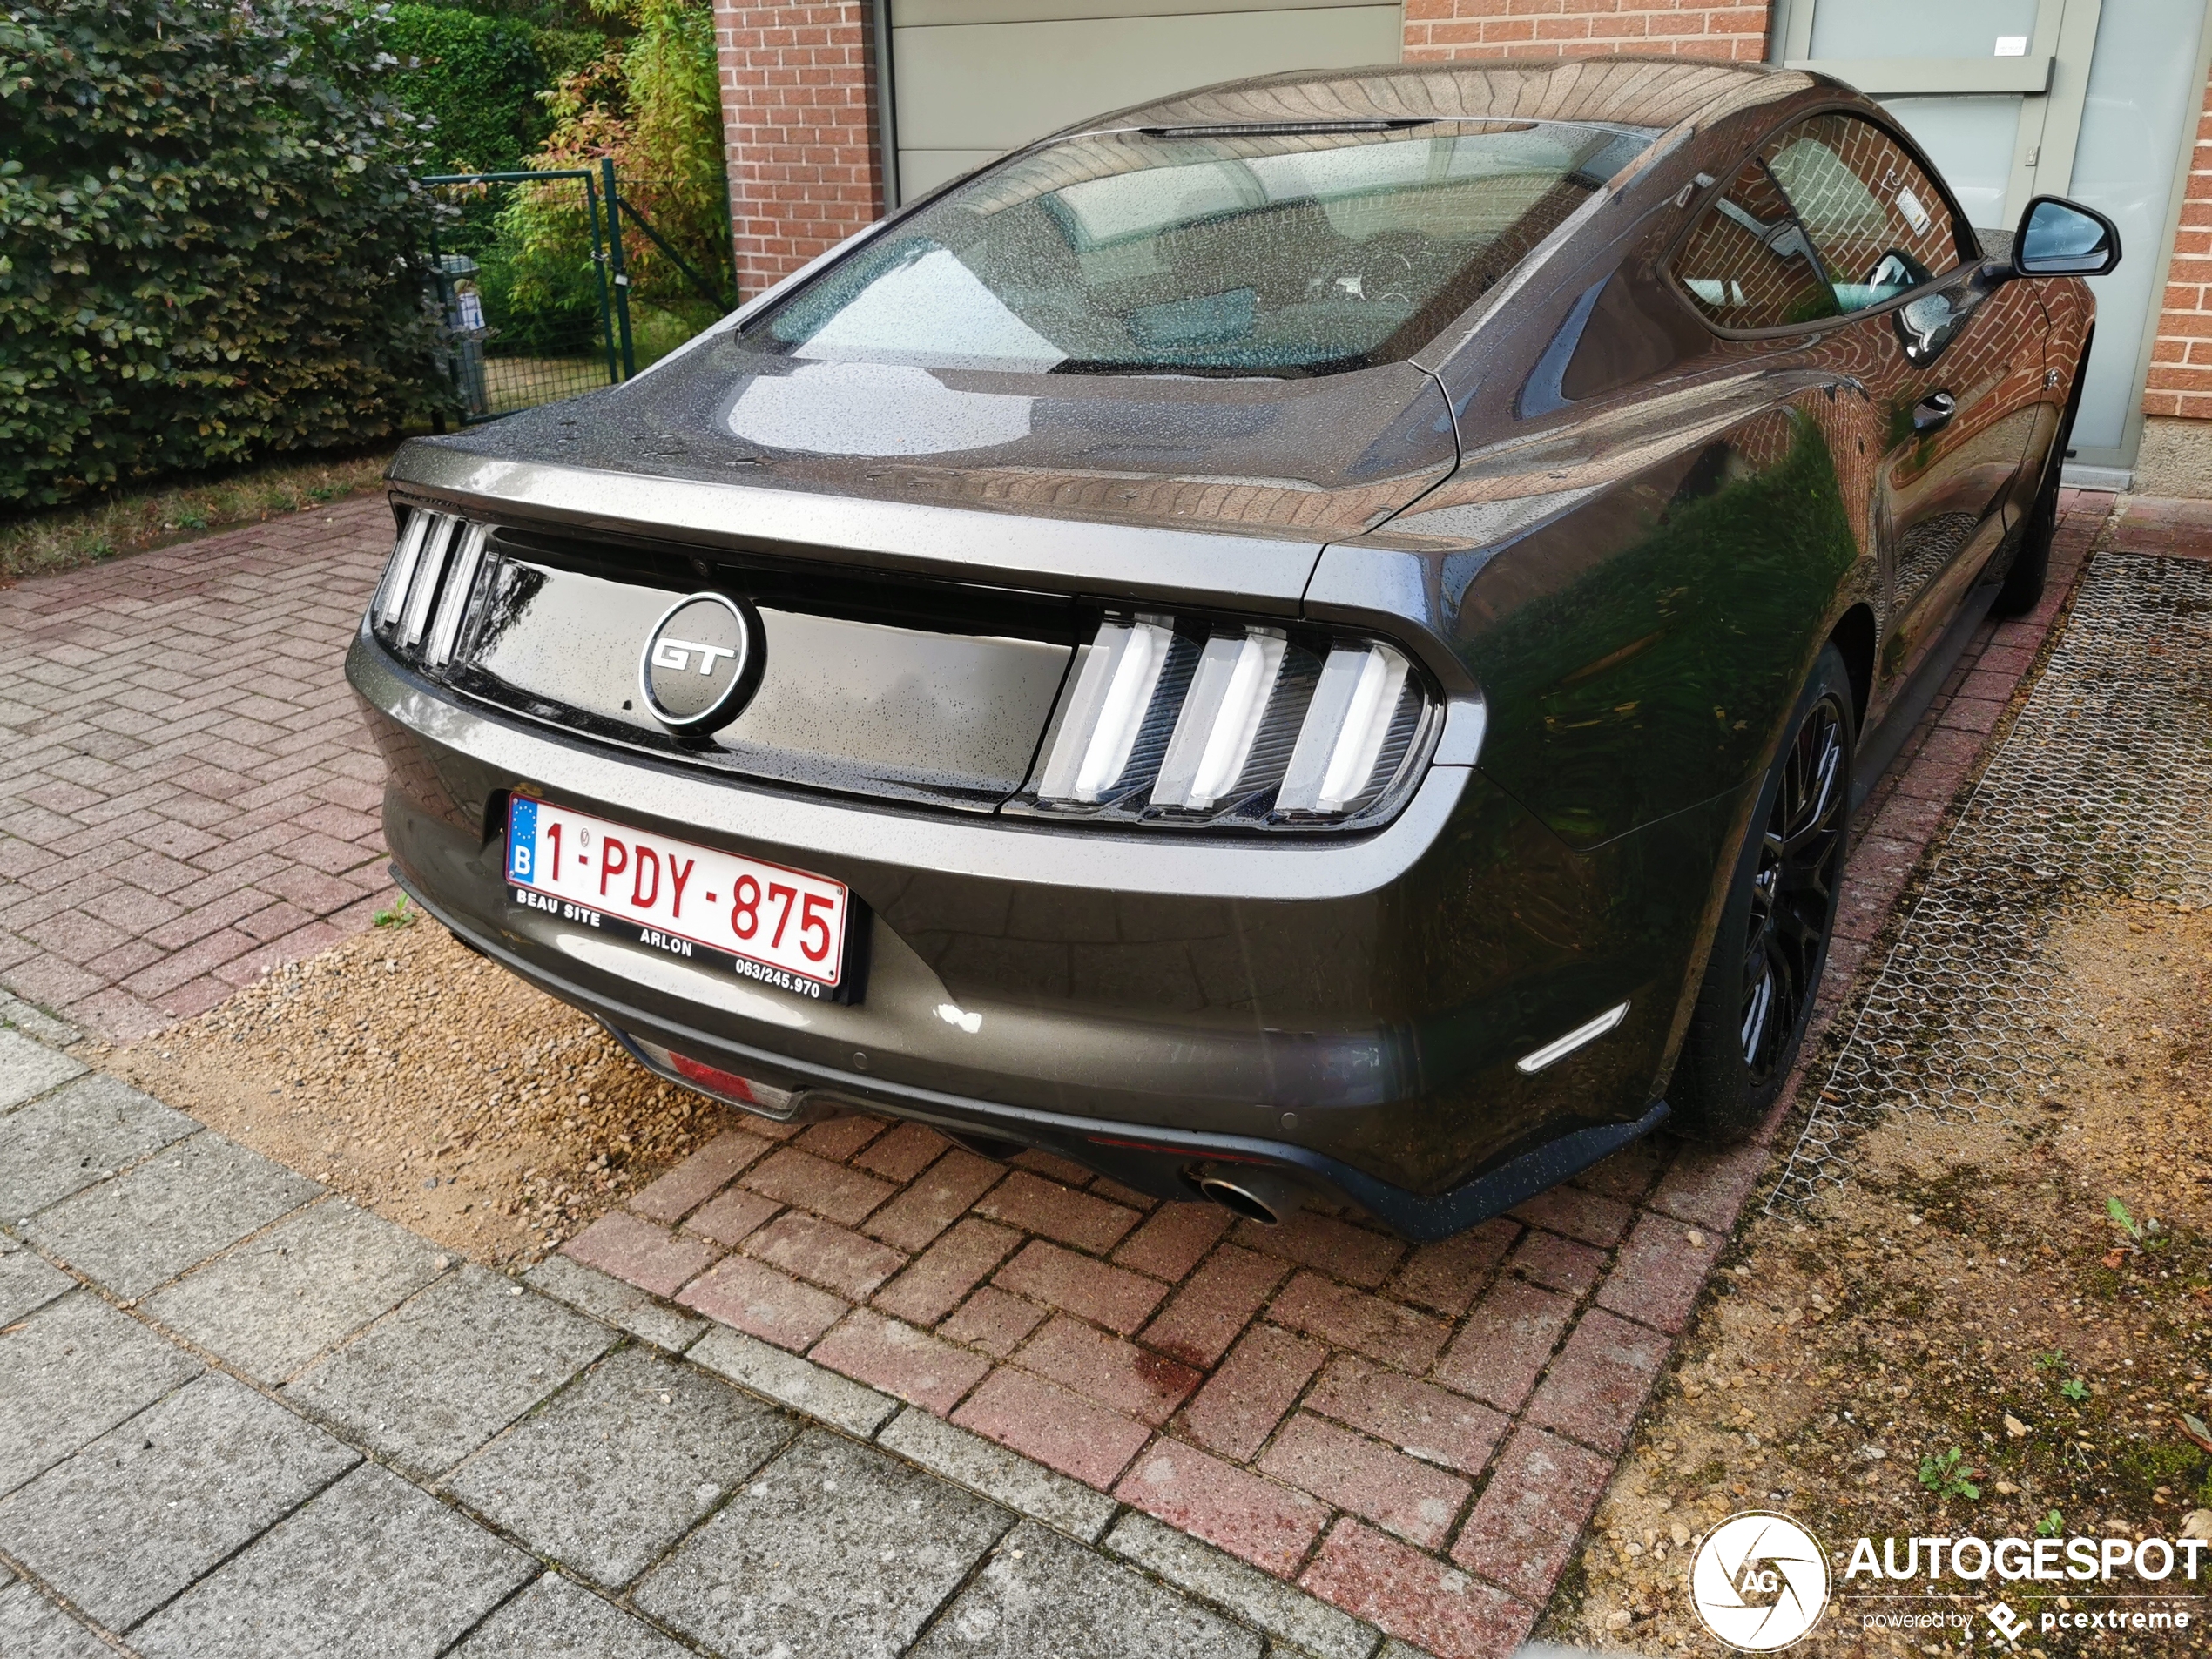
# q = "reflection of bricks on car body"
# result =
<box><xmin>809</xmin><ymin>1308</ymin><xmax>990</xmax><ymax>1416</ymax></box>
<box><xmin>741</xmin><ymin>1146</ymin><xmax>894</xmax><ymax>1227</ymax></box>
<box><xmin>627</xmin><ymin>1131</ymin><xmax>771</xmax><ymax>1224</ymax></box>
<box><xmin>973</xmin><ymin>1170</ymin><xmax>1140</xmax><ymax>1254</ymax></box>
<box><xmin>1111</xmin><ymin>1202</ymin><xmax>1231</xmax><ymax>1282</ymax></box>
<box><xmin>1595</xmin><ymin>1211</ymin><xmax>1723</xmax><ymax>1333</ymax></box>
<box><xmin>1179</xmin><ymin>1323</ymin><xmax>1324</xmax><ymax>1461</ymax></box>
<box><xmin>1523</xmin><ymin>1308</ymin><xmax>1669</xmax><ymax>1453</ymax></box>
<box><xmin>1448</xmin><ymin>1424</ymin><xmax>1614</xmax><ymax>1602</ymax></box>
<box><xmin>937</xmin><ymin>1286</ymin><xmax>1047</xmax><ymax>1357</ymax></box>
<box><xmin>1302</xmin><ymin>1518</ymin><xmax>1536</xmax><ymax>1659</ymax></box>
<box><xmin>1507</xmin><ymin>1184</ymin><xmax>1634</xmax><ymax>1249</ymax></box>
<box><xmin>1015</xmin><ymin>1314</ymin><xmax>1200</xmax><ymax>1426</ymax></box>
<box><xmin>1257</xmin><ymin>1412</ymin><xmax>1469</xmax><ymax>1549</ymax></box>
<box><xmin>861</xmin><ymin>1148</ymin><xmax>1005</xmax><ymax>1253</ymax></box>
<box><xmin>1389</xmin><ymin>1217</ymin><xmax>1514</xmax><ymax>1318</ymax></box>
<box><xmin>952</xmin><ymin>1366</ymin><xmax>1151</xmax><ymax>1489</ymax></box>
<box><xmin>1231</xmin><ymin>1212</ymin><xmax>1402</xmax><ymax>1289</ymax></box>
<box><xmin>1268</xmin><ymin>1271</ymin><xmax>1447</xmax><ymax>1374</ymax></box>
<box><xmin>676</xmin><ymin>1254</ymin><xmax>849</xmax><ymax>1352</ymax></box>
<box><xmin>870</xmin><ymin>1218</ymin><xmax>1021</xmax><ymax>1327</ymax></box>
<box><xmin>1305</xmin><ymin>1355</ymin><xmax>1507</xmax><ymax>1478</ymax></box>
<box><xmin>1114</xmin><ymin>1439</ymin><xmax>1327</xmax><ymax>1578</ymax></box>
<box><xmin>1433</xmin><ymin>1278</ymin><xmax>1575</xmax><ymax>1413</ymax></box>
<box><xmin>563</xmin><ymin>1210</ymin><xmax>719</xmax><ymax>1300</ymax></box>
<box><xmin>744</xmin><ymin>1209</ymin><xmax>907</xmax><ymax>1302</ymax></box>
<box><xmin>1506</xmin><ymin>1228</ymin><xmax>1607</xmax><ymax>1297</ymax></box>
<box><xmin>995</xmin><ymin>1240</ymin><xmax>1169</xmax><ymax>1336</ymax></box>
<box><xmin>1140</xmin><ymin>1244</ymin><xmax>1289</xmax><ymax>1369</ymax></box>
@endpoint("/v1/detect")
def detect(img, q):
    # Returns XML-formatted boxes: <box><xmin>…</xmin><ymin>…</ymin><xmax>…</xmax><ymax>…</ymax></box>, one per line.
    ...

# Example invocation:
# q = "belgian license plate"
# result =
<box><xmin>505</xmin><ymin>795</ymin><xmax>854</xmax><ymax>999</ymax></box>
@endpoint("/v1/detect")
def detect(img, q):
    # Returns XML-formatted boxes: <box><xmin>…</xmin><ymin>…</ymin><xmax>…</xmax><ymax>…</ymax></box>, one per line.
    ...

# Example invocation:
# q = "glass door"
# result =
<box><xmin>1777</xmin><ymin>0</ymin><xmax>2212</xmax><ymax>469</ymax></box>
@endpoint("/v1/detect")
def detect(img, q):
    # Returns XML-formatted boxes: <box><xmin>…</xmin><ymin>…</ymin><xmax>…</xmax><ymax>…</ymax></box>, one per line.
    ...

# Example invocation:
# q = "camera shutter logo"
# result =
<box><xmin>1690</xmin><ymin>1513</ymin><xmax>1831</xmax><ymax>1650</ymax></box>
<box><xmin>639</xmin><ymin>593</ymin><xmax>758</xmax><ymax>732</ymax></box>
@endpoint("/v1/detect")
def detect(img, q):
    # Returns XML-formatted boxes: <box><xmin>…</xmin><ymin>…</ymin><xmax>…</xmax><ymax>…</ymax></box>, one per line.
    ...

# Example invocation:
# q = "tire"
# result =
<box><xmin>1995</xmin><ymin>344</ymin><xmax>2087</xmax><ymax>617</ymax></box>
<box><xmin>1668</xmin><ymin>645</ymin><xmax>1856</xmax><ymax>1143</ymax></box>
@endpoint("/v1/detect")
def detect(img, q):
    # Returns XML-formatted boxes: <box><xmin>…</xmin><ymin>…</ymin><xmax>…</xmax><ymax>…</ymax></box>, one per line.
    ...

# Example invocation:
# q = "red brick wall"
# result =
<box><xmin>2146</xmin><ymin>63</ymin><xmax>2212</xmax><ymax>420</ymax></box>
<box><xmin>1404</xmin><ymin>0</ymin><xmax>1771</xmax><ymax>63</ymax></box>
<box><xmin>712</xmin><ymin>0</ymin><xmax>883</xmax><ymax>300</ymax></box>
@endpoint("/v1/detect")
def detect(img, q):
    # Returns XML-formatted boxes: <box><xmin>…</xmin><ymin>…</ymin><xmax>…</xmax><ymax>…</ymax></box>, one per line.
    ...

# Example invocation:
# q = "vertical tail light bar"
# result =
<box><xmin>422</xmin><ymin>523</ymin><xmax>488</xmax><ymax>669</ymax></box>
<box><xmin>368</xmin><ymin>507</ymin><xmax>494</xmax><ymax>673</ymax></box>
<box><xmin>1277</xmin><ymin>643</ymin><xmax>1412</xmax><ymax>815</ymax></box>
<box><xmin>1153</xmin><ymin>629</ymin><xmax>1285</xmax><ymax>810</ymax></box>
<box><xmin>1036</xmin><ymin>617</ymin><xmax>1176</xmax><ymax>802</ymax></box>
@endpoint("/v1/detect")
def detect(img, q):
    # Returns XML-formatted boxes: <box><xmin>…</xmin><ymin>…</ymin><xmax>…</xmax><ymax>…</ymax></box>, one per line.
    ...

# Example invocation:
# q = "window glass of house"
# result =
<box><xmin>1763</xmin><ymin>114</ymin><xmax>1963</xmax><ymax>312</ymax></box>
<box><xmin>1673</xmin><ymin>154</ymin><xmax>1840</xmax><ymax>329</ymax></box>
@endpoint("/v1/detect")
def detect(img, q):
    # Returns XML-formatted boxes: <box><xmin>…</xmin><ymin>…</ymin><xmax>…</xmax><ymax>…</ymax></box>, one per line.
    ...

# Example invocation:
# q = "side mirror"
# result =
<box><xmin>2013</xmin><ymin>196</ymin><xmax>2121</xmax><ymax>277</ymax></box>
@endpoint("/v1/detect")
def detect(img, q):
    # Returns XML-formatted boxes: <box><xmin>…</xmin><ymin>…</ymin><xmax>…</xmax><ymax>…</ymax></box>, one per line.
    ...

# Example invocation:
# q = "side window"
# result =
<box><xmin>1762</xmin><ymin>114</ymin><xmax>1963</xmax><ymax>314</ymax></box>
<box><xmin>1672</xmin><ymin>156</ymin><xmax>1841</xmax><ymax>330</ymax></box>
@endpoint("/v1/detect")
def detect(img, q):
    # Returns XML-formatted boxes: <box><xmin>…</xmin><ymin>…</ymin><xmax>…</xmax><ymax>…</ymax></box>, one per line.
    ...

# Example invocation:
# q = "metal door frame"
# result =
<box><xmin>1772</xmin><ymin>0</ymin><xmax>2212</xmax><ymax>473</ymax></box>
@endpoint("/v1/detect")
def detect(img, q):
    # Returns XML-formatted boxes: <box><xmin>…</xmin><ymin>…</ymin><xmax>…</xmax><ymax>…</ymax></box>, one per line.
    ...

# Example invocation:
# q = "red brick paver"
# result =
<box><xmin>0</xmin><ymin>497</ymin><xmax>400</xmax><ymax>1036</ymax></box>
<box><xmin>534</xmin><ymin>490</ymin><xmax>2123</xmax><ymax>1655</ymax></box>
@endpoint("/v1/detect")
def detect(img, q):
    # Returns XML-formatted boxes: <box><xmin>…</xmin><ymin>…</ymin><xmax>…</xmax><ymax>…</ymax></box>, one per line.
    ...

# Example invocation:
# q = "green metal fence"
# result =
<box><xmin>422</xmin><ymin>158</ymin><xmax>737</xmax><ymax>425</ymax></box>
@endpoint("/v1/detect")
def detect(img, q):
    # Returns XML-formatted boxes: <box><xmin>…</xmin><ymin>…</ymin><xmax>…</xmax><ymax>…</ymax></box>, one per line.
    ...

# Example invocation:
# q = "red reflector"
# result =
<box><xmin>668</xmin><ymin>1051</ymin><xmax>759</xmax><ymax>1104</ymax></box>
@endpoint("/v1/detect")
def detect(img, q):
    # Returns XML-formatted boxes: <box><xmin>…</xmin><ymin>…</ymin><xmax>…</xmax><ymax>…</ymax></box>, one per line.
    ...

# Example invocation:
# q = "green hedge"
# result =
<box><xmin>0</xmin><ymin>0</ymin><xmax>448</xmax><ymax>508</ymax></box>
<box><xmin>381</xmin><ymin>6</ymin><xmax>605</xmax><ymax>174</ymax></box>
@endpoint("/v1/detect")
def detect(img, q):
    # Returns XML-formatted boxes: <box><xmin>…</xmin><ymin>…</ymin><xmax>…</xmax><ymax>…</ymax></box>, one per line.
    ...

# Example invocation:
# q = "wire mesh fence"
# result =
<box><xmin>422</xmin><ymin>160</ymin><xmax>736</xmax><ymax>424</ymax></box>
<box><xmin>1768</xmin><ymin>550</ymin><xmax>2212</xmax><ymax>1211</ymax></box>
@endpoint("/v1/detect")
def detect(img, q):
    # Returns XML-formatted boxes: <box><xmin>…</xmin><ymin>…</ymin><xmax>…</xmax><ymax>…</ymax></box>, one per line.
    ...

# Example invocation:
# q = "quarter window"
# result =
<box><xmin>1673</xmin><ymin>156</ymin><xmax>1840</xmax><ymax>329</ymax></box>
<box><xmin>1762</xmin><ymin>114</ymin><xmax>1964</xmax><ymax>314</ymax></box>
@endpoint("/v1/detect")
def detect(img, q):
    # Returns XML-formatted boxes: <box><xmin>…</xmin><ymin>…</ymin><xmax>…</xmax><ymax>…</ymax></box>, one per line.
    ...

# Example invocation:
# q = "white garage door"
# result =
<box><xmin>889</xmin><ymin>0</ymin><xmax>1405</xmax><ymax>203</ymax></box>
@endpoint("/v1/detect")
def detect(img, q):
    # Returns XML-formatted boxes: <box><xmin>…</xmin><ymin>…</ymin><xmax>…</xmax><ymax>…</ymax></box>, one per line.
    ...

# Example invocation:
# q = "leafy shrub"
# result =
<box><xmin>0</xmin><ymin>0</ymin><xmax>448</xmax><ymax>508</ymax></box>
<box><xmin>381</xmin><ymin>5</ymin><xmax>605</xmax><ymax>174</ymax></box>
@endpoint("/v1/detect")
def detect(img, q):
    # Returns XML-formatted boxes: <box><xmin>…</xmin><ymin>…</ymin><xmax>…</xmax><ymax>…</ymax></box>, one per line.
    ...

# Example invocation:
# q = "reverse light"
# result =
<box><xmin>1029</xmin><ymin>614</ymin><xmax>1437</xmax><ymax>828</ymax></box>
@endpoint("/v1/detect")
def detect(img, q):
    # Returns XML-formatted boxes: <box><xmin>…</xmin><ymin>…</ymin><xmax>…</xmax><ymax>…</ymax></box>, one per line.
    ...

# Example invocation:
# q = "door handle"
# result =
<box><xmin>1912</xmin><ymin>391</ymin><xmax>1957</xmax><ymax>434</ymax></box>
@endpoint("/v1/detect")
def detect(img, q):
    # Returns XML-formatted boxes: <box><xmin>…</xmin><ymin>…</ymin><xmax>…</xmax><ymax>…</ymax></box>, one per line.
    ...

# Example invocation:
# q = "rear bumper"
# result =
<box><xmin>352</xmin><ymin>624</ymin><xmax>1729</xmax><ymax>1232</ymax></box>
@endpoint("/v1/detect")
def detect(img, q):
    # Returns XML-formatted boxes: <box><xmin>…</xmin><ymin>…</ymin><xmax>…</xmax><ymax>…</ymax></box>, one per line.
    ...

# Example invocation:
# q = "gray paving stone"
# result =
<box><xmin>133</xmin><ymin>1460</ymin><xmax>535</xmax><ymax>1659</ymax></box>
<box><xmin>1107</xmin><ymin>1513</ymin><xmax>1380</xmax><ymax>1659</ymax></box>
<box><xmin>0</xmin><ymin>1000</ymin><xmax>83</xmax><ymax>1055</ymax></box>
<box><xmin>0</xmin><ymin>1370</ymin><xmax>359</xmax><ymax>1629</ymax></box>
<box><xmin>0</xmin><ymin>1028</ymin><xmax>84</xmax><ymax>1114</ymax></box>
<box><xmin>526</xmin><ymin>1251</ymin><xmax>707</xmax><ymax>1351</ymax></box>
<box><xmin>880</xmin><ymin>1406</ymin><xmax>1119</xmax><ymax>1543</ymax></box>
<box><xmin>145</xmin><ymin>1198</ymin><xmax>445</xmax><ymax>1383</ymax></box>
<box><xmin>447</xmin><ymin>1345</ymin><xmax>792</xmax><ymax>1588</ymax></box>
<box><xmin>915</xmin><ymin>1520</ymin><xmax>1263</xmax><ymax>1659</ymax></box>
<box><xmin>285</xmin><ymin>1264</ymin><xmax>616</xmax><ymax>1479</ymax></box>
<box><xmin>637</xmin><ymin>1426</ymin><xmax>1011</xmax><ymax>1659</ymax></box>
<box><xmin>0</xmin><ymin>1581</ymin><xmax>112</xmax><ymax>1659</ymax></box>
<box><xmin>688</xmin><ymin>1321</ymin><xmax>897</xmax><ymax>1437</ymax></box>
<box><xmin>0</xmin><ymin>1072</ymin><xmax>196</xmax><ymax>1220</ymax></box>
<box><xmin>24</xmin><ymin>1130</ymin><xmax>320</xmax><ymax>1297</ymax></box>
<box><xmin>0</xmin><ymin>1291</ymin><xmax>202</xmax><ymax>1497</ymax></box>
<box><xmin>454</xmin><ymin>1572</ymin><xmax>691</xmax><ymax>1658</ymax></box>
<box><xmin>0</xmin><ymin>1234</ymin><xmax>72</xmax><ymax>1325</ymax></box>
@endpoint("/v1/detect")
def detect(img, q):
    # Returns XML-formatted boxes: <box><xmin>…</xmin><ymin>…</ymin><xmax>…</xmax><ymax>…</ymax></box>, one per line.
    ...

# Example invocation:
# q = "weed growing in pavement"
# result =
<box><xmin>2061</xmin><ymin>1377</ymin><xmax>2090</xmax><ymax>1401</ymax></box>
<box><xmin>373</xmin><ymin>895</ymin><xmax>416</xmax><ymax>929</ymax></box>
<box><xmin>2035</xmin><ymin>1348</ymin><xmax>2067</xmax><ymax>1370</ymax></box>
<box><xmin>1919</xmin><ymin>1447</ymin><xmax>1980</xmax><ymax>1501</ymax></box>
<box><xmin>2036</xmin><ymin>1508</ymin><xmax>2065</xmax><ymax>1537</ymax></box>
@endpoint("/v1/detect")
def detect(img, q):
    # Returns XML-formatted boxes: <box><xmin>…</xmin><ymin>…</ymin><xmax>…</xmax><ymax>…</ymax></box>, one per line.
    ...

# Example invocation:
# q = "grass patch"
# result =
<box><xmin>1</xmin><ymin>444</ymin><xmax>401</xmax><ymax>583</ymax></box>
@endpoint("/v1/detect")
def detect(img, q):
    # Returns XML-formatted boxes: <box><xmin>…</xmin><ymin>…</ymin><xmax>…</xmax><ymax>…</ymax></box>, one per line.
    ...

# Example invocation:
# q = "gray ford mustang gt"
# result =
<box><xmin>349</xmin><ymin>57</ymin><xmax>2117</xmax><ymax>1239</ymax></box>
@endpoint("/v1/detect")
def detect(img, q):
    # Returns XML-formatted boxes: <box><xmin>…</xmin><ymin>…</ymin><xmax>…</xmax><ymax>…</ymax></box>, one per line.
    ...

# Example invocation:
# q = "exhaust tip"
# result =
<box><xmin>1187</xmin><ymin>1164</ymin><xmax>1305</xmax><ymax>1226</ymax></box>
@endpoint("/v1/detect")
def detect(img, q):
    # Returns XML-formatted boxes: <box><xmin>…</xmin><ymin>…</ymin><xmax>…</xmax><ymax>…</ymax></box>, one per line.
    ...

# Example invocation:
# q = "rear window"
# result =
<box><xmin>744</xmin><ymin>119</ymin><xmax>1658</xmax><ymax>377</ymax></box>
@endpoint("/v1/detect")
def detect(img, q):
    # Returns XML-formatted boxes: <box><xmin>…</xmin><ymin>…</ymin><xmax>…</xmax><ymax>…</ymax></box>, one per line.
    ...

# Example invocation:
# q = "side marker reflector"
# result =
<box><xmin>1515</xmin><ymin>1001</ymin><xmax>1630</xmax><ymax>1075</ymax></box>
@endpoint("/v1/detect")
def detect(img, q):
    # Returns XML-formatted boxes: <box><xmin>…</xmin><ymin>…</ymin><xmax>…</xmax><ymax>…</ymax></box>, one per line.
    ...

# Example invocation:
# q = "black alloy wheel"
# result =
<box><xmin>1738</xmin><ymin>691</ymin><xmax>1848</xmax><ymax>1084</ymax></box>
<box><xmin>1669</xmin><ymin>644</ymin><xmax>1856</xmax><ymax>1143</ymax></box>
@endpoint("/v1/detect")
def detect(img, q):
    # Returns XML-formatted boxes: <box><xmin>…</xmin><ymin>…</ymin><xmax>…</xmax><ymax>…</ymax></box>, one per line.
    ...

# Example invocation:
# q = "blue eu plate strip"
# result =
<box><xmin>507</xmin><ymin>797</ymin><xmax>539</xmax><ymax>883</ymax></box>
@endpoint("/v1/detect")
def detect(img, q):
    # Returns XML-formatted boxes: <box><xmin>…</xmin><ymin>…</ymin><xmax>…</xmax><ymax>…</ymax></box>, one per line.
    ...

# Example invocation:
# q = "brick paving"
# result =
<box><xmin>0</xmin><ymin>497</ymin><xmax>399</xmax><ymax>1041</ymax></box>
<box><xmin>0</xmin><ymin>484</ymin><xmax>2146</xmax><ymax>1659</ymax></box>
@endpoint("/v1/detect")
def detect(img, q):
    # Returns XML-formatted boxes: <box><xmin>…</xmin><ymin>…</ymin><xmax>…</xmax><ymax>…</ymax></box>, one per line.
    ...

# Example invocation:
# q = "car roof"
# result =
<box><xmin>1082</xmin><ymin>56</ymin><xmax>1804</xmax><ymax>138</ymax></box>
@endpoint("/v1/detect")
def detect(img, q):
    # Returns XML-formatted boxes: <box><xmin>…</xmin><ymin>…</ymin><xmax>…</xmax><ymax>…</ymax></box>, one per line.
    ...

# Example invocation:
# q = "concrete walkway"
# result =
<box><xmin>0</xmin><ymin>485</ymin><xmax>2141</xmax><ymax>1659</ymax></box>
<box><xmin>0</xmin><ymin>1015</ymin><xmax>1378</xmax><ymax>1659</ymax></box>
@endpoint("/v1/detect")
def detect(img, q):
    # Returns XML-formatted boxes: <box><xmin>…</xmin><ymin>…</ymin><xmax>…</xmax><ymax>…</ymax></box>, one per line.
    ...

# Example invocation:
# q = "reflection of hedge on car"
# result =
<box><xmin>0</xmin><ymin>0</ymin><xmax>446</xmax><ymax>506</ymax></box>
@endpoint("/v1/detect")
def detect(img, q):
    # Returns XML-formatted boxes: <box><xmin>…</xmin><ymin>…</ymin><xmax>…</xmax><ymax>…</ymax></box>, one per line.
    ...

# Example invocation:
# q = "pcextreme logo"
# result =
<box><xmin>1691</xmin><ymin>1512</ymin><xmax>1831</xmax><ymax>1650</ymax></box>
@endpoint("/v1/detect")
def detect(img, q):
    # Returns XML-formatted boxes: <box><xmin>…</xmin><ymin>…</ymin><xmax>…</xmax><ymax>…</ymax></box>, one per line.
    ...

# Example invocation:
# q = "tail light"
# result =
<box><xmin>369</xmin><ymin>507</ymin><xmax>491</xmax><ymax>669</ymax></box>
<box><xmin>1022</xmin><ymin>613</ymin><xmax>1439</xmax><ymax>829</ymax></box>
